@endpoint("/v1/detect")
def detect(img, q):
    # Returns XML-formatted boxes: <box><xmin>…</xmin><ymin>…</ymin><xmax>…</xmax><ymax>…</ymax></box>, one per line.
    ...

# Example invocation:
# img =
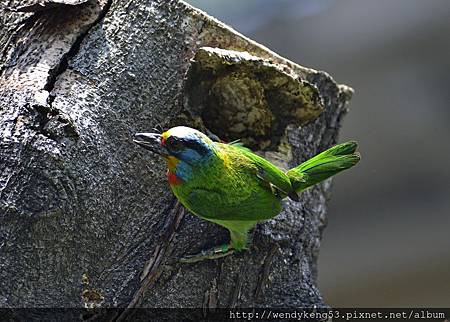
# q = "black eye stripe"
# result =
<box><xmin>166</xmin><ymin>136</ymin><xmax>182</xmax><ymax>148</ymax></box>
<box><xmin>167</xmin><ymin>136</ymin><xmax>209</xmax><ymax>156</ymax></box>
<box><xmin>183</xmin><ymin>140</ymin><xmax>209</xmax><ymax>155</ymax></box>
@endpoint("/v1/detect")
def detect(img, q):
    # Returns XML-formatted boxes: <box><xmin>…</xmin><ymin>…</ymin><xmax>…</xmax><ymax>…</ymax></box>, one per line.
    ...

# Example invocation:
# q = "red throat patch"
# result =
<box><xmin>167</xmin><ymin>171</ymin><xmax>182</xmax><ymax>185</ymax></box>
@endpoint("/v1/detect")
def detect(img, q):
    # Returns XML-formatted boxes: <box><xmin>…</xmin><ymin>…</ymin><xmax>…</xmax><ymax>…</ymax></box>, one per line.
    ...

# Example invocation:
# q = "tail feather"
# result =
<box><xmin>286</xmin><ymin>141</ymin><xmax>360</xmax><ymax>193</ymax></box>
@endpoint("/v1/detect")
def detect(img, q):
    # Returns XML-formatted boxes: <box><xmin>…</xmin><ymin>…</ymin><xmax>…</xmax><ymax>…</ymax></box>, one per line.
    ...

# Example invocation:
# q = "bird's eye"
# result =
<box><xmin>166</xmin><ymin>137</ymin><xmax>183</xmax><ymax>151</ymax></box>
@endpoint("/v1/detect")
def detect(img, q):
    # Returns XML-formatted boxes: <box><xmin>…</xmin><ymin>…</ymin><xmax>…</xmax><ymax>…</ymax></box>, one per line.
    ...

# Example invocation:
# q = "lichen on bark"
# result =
<box><xmin>184</xmin><ymin>47</ymin><xmax>324</xmax><ymax>151</ymax></box>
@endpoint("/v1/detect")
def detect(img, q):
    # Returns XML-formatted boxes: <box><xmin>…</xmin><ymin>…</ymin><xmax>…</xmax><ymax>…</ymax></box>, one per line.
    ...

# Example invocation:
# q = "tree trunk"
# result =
<box><xmin>0</xmin><ymin>0</ymin><xmax>353</xmax><ymax>314</ymax></box>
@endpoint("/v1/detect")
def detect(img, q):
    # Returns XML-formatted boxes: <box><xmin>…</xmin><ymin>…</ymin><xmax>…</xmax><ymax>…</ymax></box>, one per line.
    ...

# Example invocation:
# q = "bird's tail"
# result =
<box><xmin>286</xmin><ymin>141</ymin><xmax>360</xmax><ymax>193</ymax></box>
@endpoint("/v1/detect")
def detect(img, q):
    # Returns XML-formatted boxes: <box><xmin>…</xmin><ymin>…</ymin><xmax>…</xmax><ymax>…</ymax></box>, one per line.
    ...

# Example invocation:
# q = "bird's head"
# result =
<box><xmin>133</xmin><ymin>126</ymin><xmax>216</xmax><ymax>168</ymax></box>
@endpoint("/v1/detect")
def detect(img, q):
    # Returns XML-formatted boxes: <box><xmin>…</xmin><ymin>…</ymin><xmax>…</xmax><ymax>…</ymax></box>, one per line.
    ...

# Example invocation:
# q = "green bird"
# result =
<box><xmin>134</xmin><ymin>126</ymin><xmax>360</xmax><ymax>263</ymax></box>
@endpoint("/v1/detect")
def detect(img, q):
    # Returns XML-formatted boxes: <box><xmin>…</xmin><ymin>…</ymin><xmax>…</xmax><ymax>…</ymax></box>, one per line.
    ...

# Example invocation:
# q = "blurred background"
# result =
<box><xmin>186</xmin><ymin>0</ymin><xmax>450</xmax><ymax>307</ymax></box>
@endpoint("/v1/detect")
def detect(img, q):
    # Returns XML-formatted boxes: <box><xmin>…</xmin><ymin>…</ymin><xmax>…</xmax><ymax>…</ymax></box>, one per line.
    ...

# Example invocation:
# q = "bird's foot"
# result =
<box><xmin>180</xmin><ymin>244</ymin><xmax>235</xmax><ymax>263</ymax></box>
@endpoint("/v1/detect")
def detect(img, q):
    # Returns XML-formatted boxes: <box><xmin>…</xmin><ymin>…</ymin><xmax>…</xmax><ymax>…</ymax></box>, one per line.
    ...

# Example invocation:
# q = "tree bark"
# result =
<box><xmin>0</xmin><ymin>0</ymin><xmax>353</xmax><ymax>314</ymax></box>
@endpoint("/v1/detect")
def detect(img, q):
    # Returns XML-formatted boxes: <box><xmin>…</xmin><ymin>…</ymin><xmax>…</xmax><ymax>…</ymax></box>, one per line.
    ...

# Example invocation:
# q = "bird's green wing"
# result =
<box><xmin>228</xmin><ymin>144</ymin><xmax>295</xmax><ymax>198</ymax></box>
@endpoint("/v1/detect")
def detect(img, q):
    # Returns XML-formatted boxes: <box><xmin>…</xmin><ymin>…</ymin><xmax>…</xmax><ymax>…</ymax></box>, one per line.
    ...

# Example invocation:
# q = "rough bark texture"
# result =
<box><xmin>0</xmin><ymin>0</ymin><xmax>353</xmax><ymax>313</ymax></box>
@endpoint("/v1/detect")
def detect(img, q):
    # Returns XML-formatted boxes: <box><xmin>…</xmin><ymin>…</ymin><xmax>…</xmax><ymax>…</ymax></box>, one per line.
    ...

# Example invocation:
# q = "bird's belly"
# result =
<box><xmin>170</xmin><ymin>178</ymin><xmax>282</xmax><ymax>221</ymax></box>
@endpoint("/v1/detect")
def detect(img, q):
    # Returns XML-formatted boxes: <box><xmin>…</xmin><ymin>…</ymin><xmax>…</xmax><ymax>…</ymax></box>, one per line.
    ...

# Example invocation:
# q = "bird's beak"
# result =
<box><xmin>133</xmin><ymin>133</ymin><xmax>168</xmax><ymax>157</ymax></box>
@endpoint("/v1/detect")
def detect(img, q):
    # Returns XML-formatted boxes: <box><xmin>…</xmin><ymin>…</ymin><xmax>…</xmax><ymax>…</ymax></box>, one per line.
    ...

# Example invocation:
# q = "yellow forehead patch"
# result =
<box><xmin>161</xmin><ymin>131</ymin><xmax>170</xmax><ymax>141</ymax></box>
